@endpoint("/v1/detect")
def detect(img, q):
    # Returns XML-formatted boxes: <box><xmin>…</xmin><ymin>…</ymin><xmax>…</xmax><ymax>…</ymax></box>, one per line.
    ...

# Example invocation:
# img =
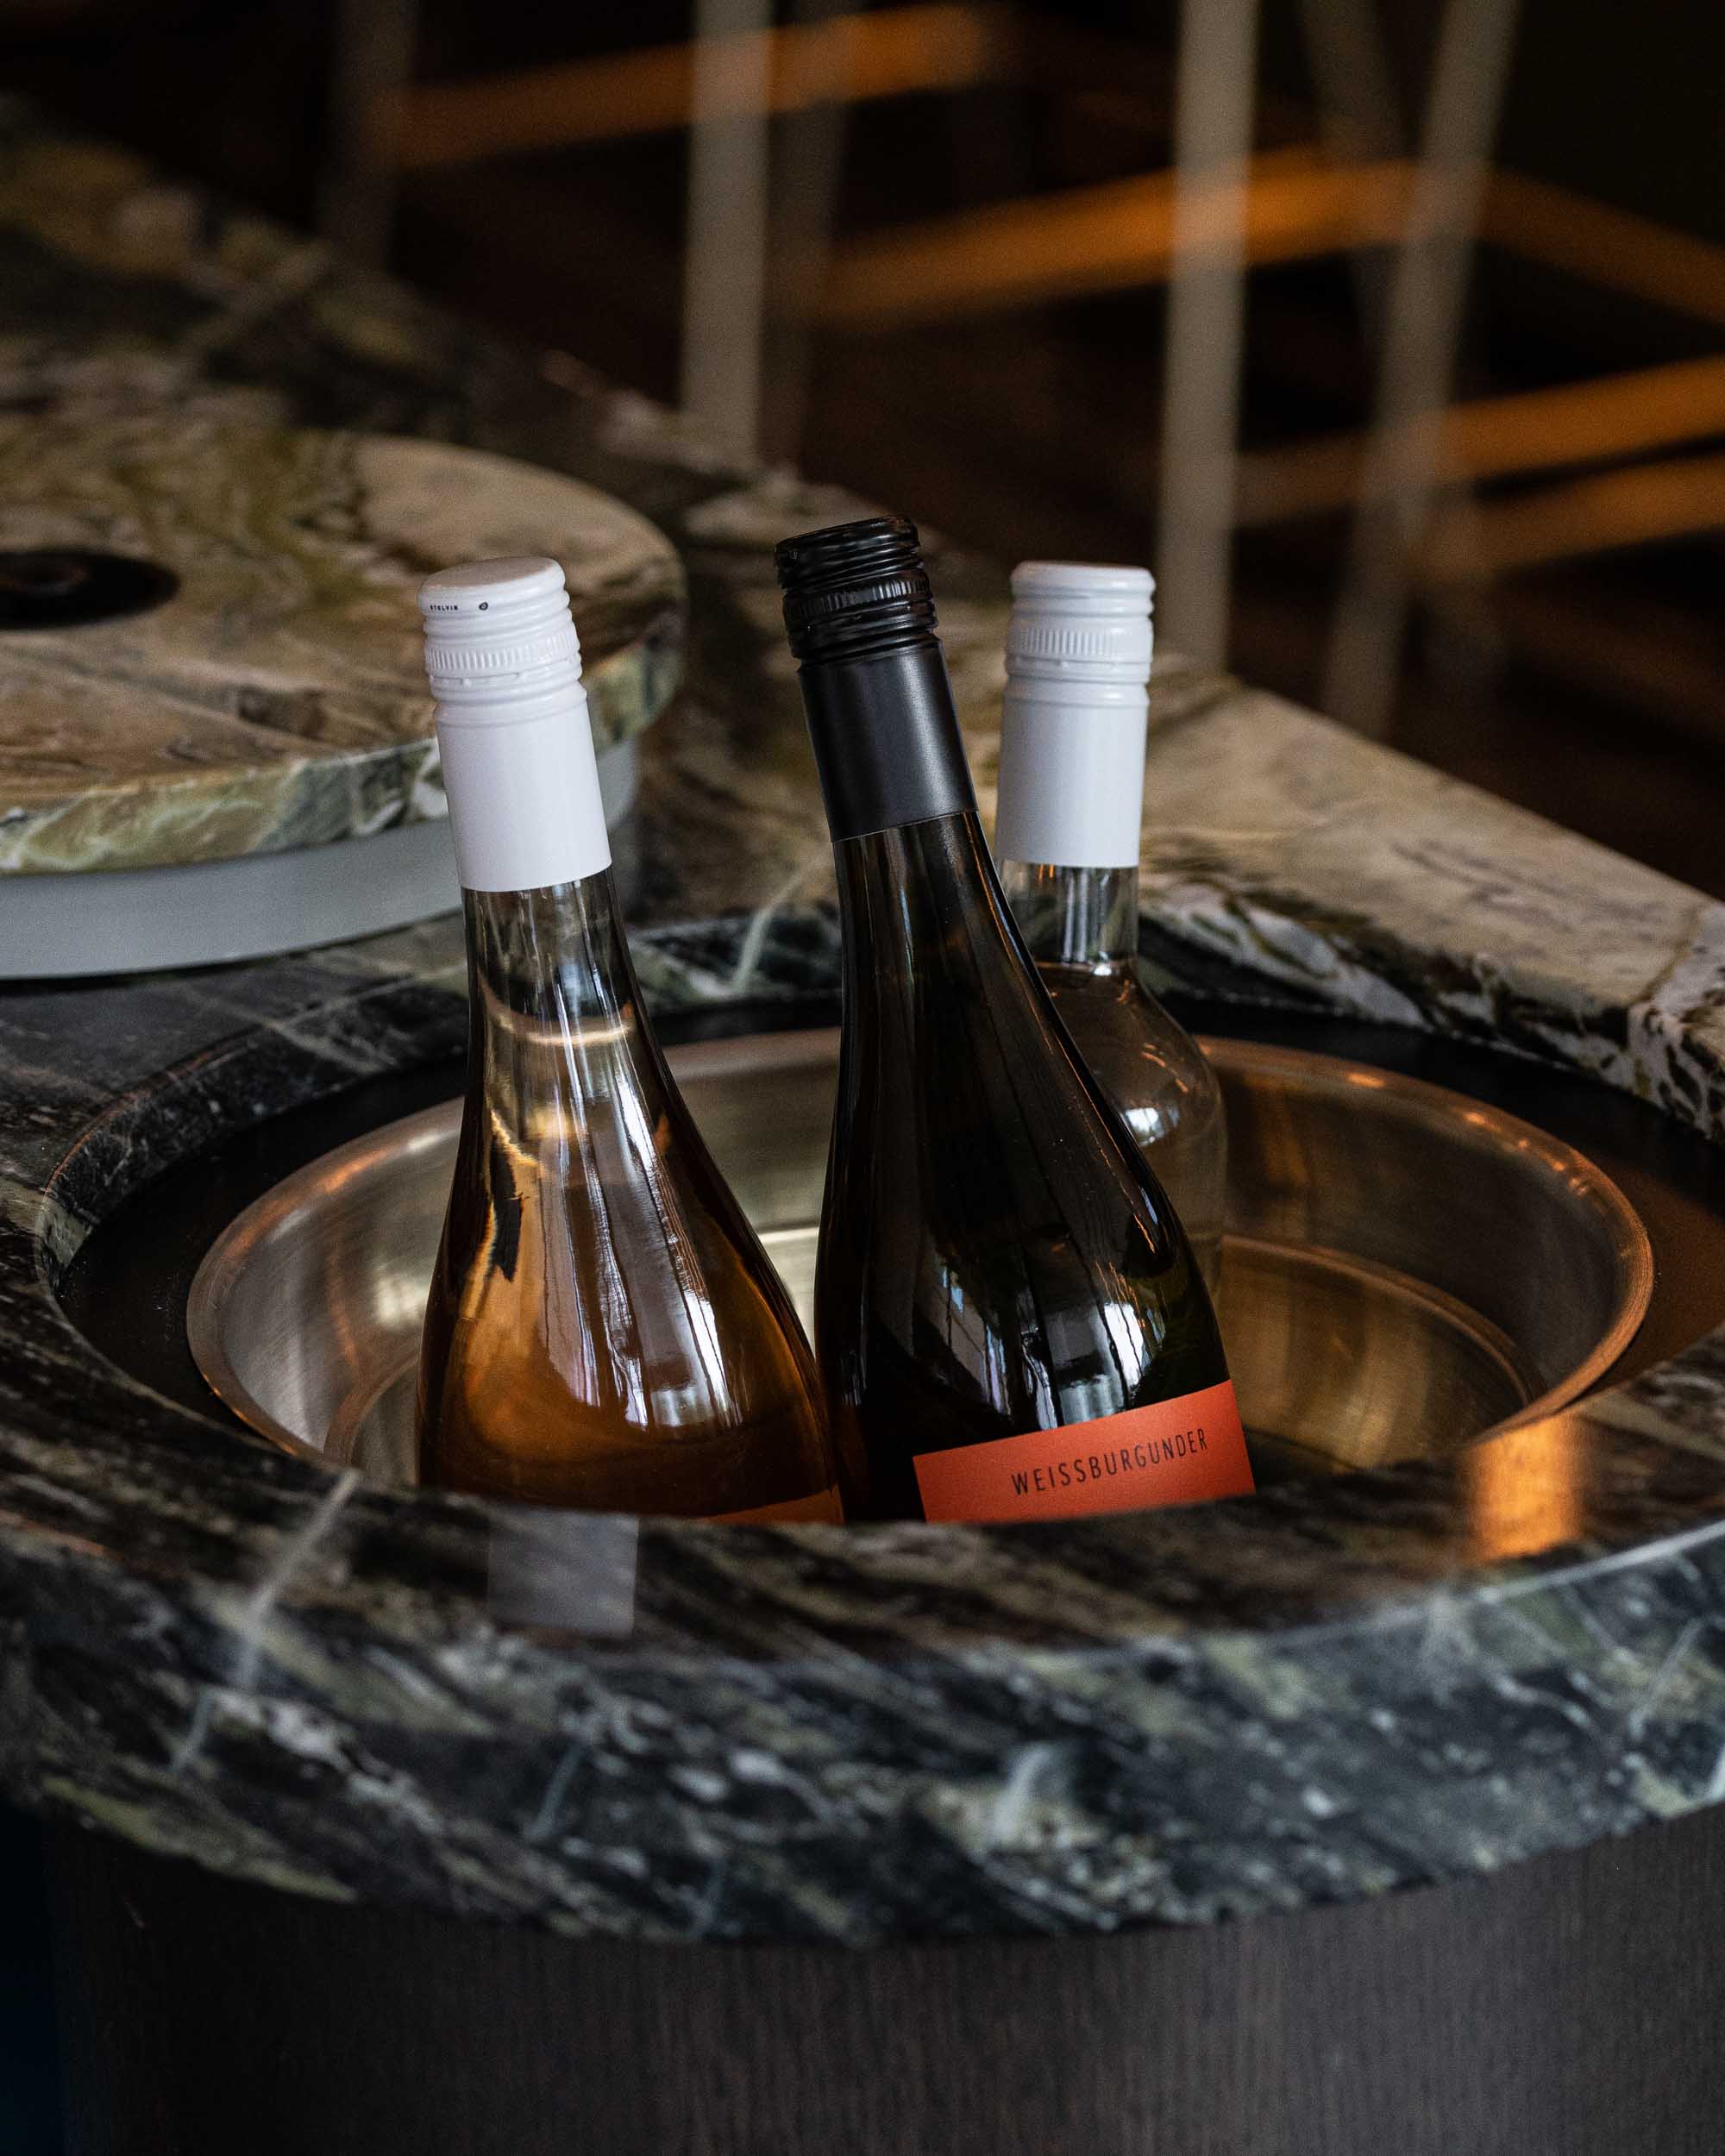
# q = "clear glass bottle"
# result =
<box><xmin>776</xmin><ymin>517</ymin><xmax>1250</xmax><ymax>1525</ymax></box>
<box><xmin>994</xmin><ymin>561</ymin><xmax>1226</xmax><ymax>1292</ymax></box>
<box><xmin>414</xmin><ymin>557</ymin><xmax>837</xmax><ymax>1520</ymax></box>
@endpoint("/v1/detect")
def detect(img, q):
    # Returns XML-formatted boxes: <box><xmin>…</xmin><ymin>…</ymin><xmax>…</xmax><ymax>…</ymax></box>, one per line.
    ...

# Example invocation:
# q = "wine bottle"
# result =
<box><xmin>776</xmin><ymin>517</ymin><xmax>1251</xmax><ymax>1524</ymax></box>
<box><xmin>415</xmin><ymin>556</ymin><xmax>837</xmax><ymax>1520</ymax></box>
<box><xmin>994</xmin><ymin>561</ymin><xmax>1226</xmax><ymax>1291</ymax></box>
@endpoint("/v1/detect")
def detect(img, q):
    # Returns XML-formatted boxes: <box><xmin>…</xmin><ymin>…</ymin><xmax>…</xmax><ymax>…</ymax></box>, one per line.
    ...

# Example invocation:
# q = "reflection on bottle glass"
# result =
<box><xmin>414</xmin><ymin>557</ymin><xmax>838</xmax><ymax>1520</ymax></box>
<box><xmin>994</xmin><ymin>561</ymin><xmax>1226</xmax><ymax>1293</ymax></box>
<box><xmin>776</xmin><ymin>517</ymin><xmax>1250</xmax><ymax>1525</ymax></box>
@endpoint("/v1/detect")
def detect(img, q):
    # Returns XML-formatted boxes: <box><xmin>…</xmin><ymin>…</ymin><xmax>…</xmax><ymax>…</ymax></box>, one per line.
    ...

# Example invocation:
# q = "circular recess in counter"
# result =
<box><xmin>0</xmin><ymin>547</ymin><xmax>179</xmax><ymax>629</ymax></box>
<box><xmin>181</xmin><ymin>1029</ymin><xmax>1653</xmax><ymax>1490</ymax></box>
<box><xmin>0</xmin><ymin>416</ymin><xmax>685</xmax><ymax>975</ymax></box>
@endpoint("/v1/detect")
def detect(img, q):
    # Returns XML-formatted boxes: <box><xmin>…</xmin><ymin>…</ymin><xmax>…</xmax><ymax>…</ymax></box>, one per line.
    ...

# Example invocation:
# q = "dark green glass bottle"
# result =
<box><xmin>776</xmin><ymin>517</ymin><xmax>1251</xmax><ymax>1524</ymax></box>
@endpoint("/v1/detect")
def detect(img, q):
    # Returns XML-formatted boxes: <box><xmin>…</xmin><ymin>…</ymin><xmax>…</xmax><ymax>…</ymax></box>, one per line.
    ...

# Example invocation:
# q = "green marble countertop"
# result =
<box><xmin>0</xmin><ymin>148</ymin><xmax>683</xmax><ymax>876</ymax></box>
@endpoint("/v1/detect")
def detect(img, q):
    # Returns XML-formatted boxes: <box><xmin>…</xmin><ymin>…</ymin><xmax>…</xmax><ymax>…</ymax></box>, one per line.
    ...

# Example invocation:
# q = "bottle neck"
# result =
<box><xmin>799</xmin><ymin>636</ymin><xmax>976</xmax><ymax>842</ymax></box>
<box><xmin>436</xmin><ymin>678</ymin><xmax>611</xmax><ymax>896</ymax></box>
<box><xmin>992</xmin><ymin>674</ymin><xmax>1148</xmax><ymax>882</ymax></box>
<box><xmin>998</xmin><ymin>861</ymin><xmax>1142</xmax><ymax>968</ymax></box>
<box><xmin>833</xmin><ymin>808</ymin><xmax>1042</xmax><ymax>1020</ymax></box>
<box><xmin>461</xmin><ymin>868</ymin><xmax>668</xmax><ymax>1112</ymax></box>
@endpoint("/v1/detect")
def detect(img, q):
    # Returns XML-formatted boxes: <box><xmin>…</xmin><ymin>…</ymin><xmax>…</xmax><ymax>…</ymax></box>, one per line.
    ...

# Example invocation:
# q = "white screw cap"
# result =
<box><xmin>418</xmin><ymin>555</ymin><xmax>582</xmax><ymax>705</ymax></box>
<box><xmin>1007</xmin><ymin>561</ymin><xmax>1154</xmax><ymax>683</ymax></box>
<box><xmin>417</xmin><ymin>556</ymin><xmax>609</xmax><ymax>893</ymax></box>
<box><xmin>994</xmin><ymin>560</ymin><xmax>1156</xmax><ymax>871</ymax></box>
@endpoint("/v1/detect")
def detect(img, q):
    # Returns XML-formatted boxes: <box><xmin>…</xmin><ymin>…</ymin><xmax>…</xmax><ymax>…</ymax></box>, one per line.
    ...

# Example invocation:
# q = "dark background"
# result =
<box><xmin>2</xmin><ymin>1807</ymin><xmax>60</xmax><ymax>2150</ymax></box>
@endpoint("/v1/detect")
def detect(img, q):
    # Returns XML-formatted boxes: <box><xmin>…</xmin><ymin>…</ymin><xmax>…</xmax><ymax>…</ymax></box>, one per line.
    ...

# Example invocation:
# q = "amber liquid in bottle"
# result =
<box><xmin>417</xmin><ymin>875</ymin><xmax>837</xmax><ymax>1517</ymax></box>
<box><xmin>413</xmin><ymin>555</ymin><xmax>836</xmax><ymax>1520</ymax></box>
<box><xmin>776</xmin><ymin>518</ymin><xmax>1249</xmax><ymax>1526</ymax></box>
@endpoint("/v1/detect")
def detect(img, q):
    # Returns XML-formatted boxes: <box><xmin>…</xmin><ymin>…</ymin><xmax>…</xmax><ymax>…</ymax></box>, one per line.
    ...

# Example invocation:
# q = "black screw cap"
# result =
<box><xmin>775</xmin><ymin>515</ymin><xmax>936</xmax><ymax>661</ymax></box>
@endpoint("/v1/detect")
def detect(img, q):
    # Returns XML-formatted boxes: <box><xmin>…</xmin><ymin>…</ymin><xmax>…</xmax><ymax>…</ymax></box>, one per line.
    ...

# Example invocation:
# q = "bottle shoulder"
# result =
<box><xmin>828</xmin><ymin>964</ymin><xmax>1201</xmax><ymax>1275</ymax></box>
<box><xmin>418</xmin><ymin>1102</ymin><xmax>831</xmax><ymax>1508</ymax></box>
<box><xmin>1038</xmin><ymin>961</ymin><xmax>1220</xmax><ymax>1101</ymax></box>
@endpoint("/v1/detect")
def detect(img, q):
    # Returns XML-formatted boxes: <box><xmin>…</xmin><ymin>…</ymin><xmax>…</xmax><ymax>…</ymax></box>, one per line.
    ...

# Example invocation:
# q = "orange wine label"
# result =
<box><xmin>912</xmin><ymin>1381</ymin><xmax>1252</xmax><ymax>1524</ymax></box>
<box><xmin>711</xmin><ymin>1488</ymin><xmax>844</xmax><ymax>1526</ymax></box>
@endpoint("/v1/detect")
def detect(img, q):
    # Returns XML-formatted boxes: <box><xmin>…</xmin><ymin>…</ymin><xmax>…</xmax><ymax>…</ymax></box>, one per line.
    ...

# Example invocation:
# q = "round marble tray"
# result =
<box><xmin>0</xmin><ymin>417</ymin><xmax>684</xmax><ymax>970</ymax></box>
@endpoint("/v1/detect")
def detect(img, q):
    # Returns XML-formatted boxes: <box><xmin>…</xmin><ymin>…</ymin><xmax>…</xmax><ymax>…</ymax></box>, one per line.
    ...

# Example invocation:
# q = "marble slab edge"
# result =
<box><xmin>7</xmin><ymin>845</ymin><xmax>1725</xmax><ymax>1946</ymax></box>
<box><xmin>0</xmin><ymin>423</ymin><xmax>688</xmax><ymax>877</ymax></box>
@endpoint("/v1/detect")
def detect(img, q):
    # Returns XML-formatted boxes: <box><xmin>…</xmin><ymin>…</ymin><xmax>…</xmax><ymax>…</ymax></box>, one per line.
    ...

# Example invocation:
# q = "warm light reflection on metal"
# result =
<box><xmin>187</xmin><ymin>1034</ymin><xmax>1653</xmax><ymax>1495</ymax></box>
<box><xmin>376</xmin><ymin>4</ymin><xmax>1008</xmax><ymax>171</ymax></box>
<box><xmin>1466</xmin><ymin>1413</ymin><xmax>1584</xmax><ymax>1562</ymax></box>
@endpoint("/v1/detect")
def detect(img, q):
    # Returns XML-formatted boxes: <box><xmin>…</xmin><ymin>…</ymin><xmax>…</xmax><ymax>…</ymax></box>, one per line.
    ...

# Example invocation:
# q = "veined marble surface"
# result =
<box><xmin>0</xmin><ymin>416</ymin><xmax>684</xmax><ymax>873</ymax></box>
<box><xmin>5</xmin><ymin>109</ymin><xmax>1725</xmax><ymax>1946</ymax></box>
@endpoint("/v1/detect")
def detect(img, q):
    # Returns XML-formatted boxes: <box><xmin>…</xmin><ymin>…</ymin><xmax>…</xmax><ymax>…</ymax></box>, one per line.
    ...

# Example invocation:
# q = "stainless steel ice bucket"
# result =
<box><xmin>187</xmin><ymin>1031</ymin><xmax>1653</xmax><ymax>1486</ymax></box>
